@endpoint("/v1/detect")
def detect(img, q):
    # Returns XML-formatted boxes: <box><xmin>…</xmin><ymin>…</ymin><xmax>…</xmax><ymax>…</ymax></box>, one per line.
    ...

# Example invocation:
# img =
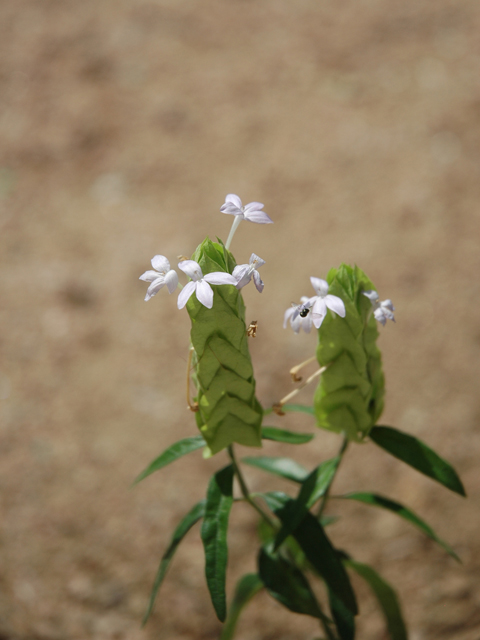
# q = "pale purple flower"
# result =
<box><xmin>233</xmin><ymin>253</ymin><xmax>265</xmax><ymax>292</ymax></box>
<box><xmin>177</xmin><ymin>260</ymin><xmax>237</xmax><ymax>310</ymax></box>
<box><xmin>220</xmin><ymin>194</ymin><xmax>273</xmax><ymax>224</ymax></box>
<box><xmin>284</xmin><ymin>296</ymin><xmax>313</xmax><ymax>334</ymax></box>
<box><xmin>363</xmin><ymin>290</ymin><xmax>395</xmax><ymax>326</ymax></box>
<box><xmin>139</xmin><ymin>255</ymin><xmax>179</xmax><ymax>302</ymax></box>
<box><xmin>307</xmin><ymin>277</ymin><xmax>346</xmax><ymax>329</ymax></box>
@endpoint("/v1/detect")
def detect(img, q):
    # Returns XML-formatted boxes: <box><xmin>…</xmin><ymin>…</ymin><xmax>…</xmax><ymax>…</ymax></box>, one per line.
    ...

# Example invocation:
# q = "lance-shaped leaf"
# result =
<box><xmin>270</xmin><ymin>499</ymin><xmax>358</xmax><ymax>615</ymax></box>
<box><xmin>345</xmin><ymin>560</ymin><xmax>407</xmax><ymax>640</ymax></box>
<box><xmin>370</xmin><ymin>426</ymin><xmax>466</xmax><ymax>496</ymax></box>
<box><xmin>143</xmin><ymin>500</ymin><xmax>206</xmax><ymax>625</ymax></box>
<box><xmin>186</xmin><ymin>238</ymin><xmax>263</xmax><ymax>455</ymax></box>
<box><xmin>274</xmin><ymin>458</ymin><xmax>340</xmax><ymax>549</ymax></box>
<box><xmin>242</xmin><ymin>456</ymin><xmax>309</xmax><ymax>482</ymax></box>
<box><xmin>328</xmin><ymin>589</ymin><xmax>355</xmax><ymax>640</ymax></box>
<box><xmin>340</xmin><ymin>492</ymin><xmax>459</xmax><ymax>561</ymax></box>
<box><xmin>201</xmin><ymin>465</ymin><xmax>234</xmax><ymax>622</ymax></box>
<box><xmin>258</xmin><ymin>545</ymin><xmax>333</xmax><ymax>625</ymax></box>
<box><xmin>133</xmin><ymin>436</ymin><xmax>206</xmax><ymax>484</ymax></box>
<box><xmin>261</xmin><ymin>426</ymin><xmax>314</xmax><ymax>445</ymax></box>
<box><xmin>220</xmin><ymin>573</ymin><xmax>263</xmax><ymax>640</ymax></box>
<box><xmin>314</xmin><ymin>264</ymin><xmax>385</xmax><ymax>442</ymax></box>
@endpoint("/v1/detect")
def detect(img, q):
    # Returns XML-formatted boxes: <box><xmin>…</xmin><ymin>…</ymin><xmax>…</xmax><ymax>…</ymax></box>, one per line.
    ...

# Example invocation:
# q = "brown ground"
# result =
<box><xmin>1</xmin><ymin>0</ymin><xmax>480</xmax><ymax>638</ymax></box>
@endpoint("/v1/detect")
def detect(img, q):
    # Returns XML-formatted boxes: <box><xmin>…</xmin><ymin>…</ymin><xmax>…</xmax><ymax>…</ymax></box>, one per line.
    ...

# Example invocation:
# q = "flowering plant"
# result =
<box><xmin>135</xmin><ymin>196</ymin><xmax>465</xmax><ymax>639</ymax></box>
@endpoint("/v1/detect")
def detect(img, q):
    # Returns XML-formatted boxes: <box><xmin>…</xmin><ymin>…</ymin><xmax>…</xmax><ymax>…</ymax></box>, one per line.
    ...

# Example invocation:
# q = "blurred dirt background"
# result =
<box><xmin>1</xmin><ymin>0</ymin><xmax>480</xmax><ymax>638</ymax></box>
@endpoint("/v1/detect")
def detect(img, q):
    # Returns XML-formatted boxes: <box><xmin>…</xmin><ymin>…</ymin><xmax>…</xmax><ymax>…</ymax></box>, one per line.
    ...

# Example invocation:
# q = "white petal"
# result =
<box><xmin>145</xmin><ymin>277</ymin><xmax>165</xmax><ymax>301</ymax></box>
<box><xmin>325</xmin><ymin>294</ymin><xmax>346</xmax><ymax>317</ymax></box>
<box><xmin>236</xmin><ymin>273</ymin><xmax>252</xmax><ymax>290</ymax></box>
<box><xmin>374</xmin><ymin>308</ymin><xmax>387</xmax><ymax>326</ymax></box>
<box><xmin>302</xmin><ymin>314</ymin><xmax>313</xmax><ymax>333</ymax></box>
<box><xmin>139</xmin><ymin>270</ymin><xmax>160</xmax><ymax>283</ymax></box>
<box><xmin>283</xmin><ymin>306</ymin><xmax>296</xmax><ymax>329</ymax></box>
<box><xmin>232</xmin><ymin>264</ymin><xmax>249</xmax><ymax>281</ymax></box>
<box><xmin>243</xmin><ymin>209</ymin><xmax>273</xmax><ymax>224</ymax></box>
<box><xmin>312</xmin><ymin>298</ymin><xmax>327</xmax><ymax>328</ymax></box>
<box><xmin>164</xmin><ymin>269</ymin><xmax>179</xmax><ymax>294</ymax></box>
<box><xmin>363</xmin><ymin>290</ymin><xmax>379</xmax><ymax>303</ymax></box>
<box><xmin>177</xmin><ymin>281</ymin><xmax>196</xmax><ymax>309</ymax></box>
<box><xmin>243</xmin><ymin>201</ymin><xmax>265</xmax><ymax>213</ymax></box>
<box><xmin>310</xmin><ymin>277</ymin><xmax>329</xmax><ymax>297</ymax></box>
<box><xmin>252</xmin><ymin>270</ymin><xmax>264</xmax><ymax>293</ymax></box>
<box><xmin>195</xmin><ymin>279</ymin><xmax>214</xmax><ymax>308</ymax></box>
<box><xmin>300</xmin><ymin>296</ymin><xmax>310</xmax><ymax>304</ymax></box>
<box><xmin>249</xmin><ymin>253</ymin><xmax>265</xmax><ymax>268</ymax></box>
<box><xmin>204</xmin><ymin>272</ymin><xmax>237</xmax><ymax>286</ymax></box>
<box><xmin>381</xmin><ymin>299</ymin><xmax>395</xmax><ymax>312</ymax></box>
<box><xmin>151</xmin><ymin>255</ymin><xmax>170</xmax><ymax>273</ymax></box>
<box><xmin>178</xmin><ymin>260</ymin><xmax>203</xmax><ymax>281</ymax></box>
<box><xmin>225</xmin><ymin>194</ymin><xmax>243</xmax><ymax>209</ymax></box>
<box><xmin>220</xmin><ymin>203</ymin><xmax>243</xmax><ymax>216</ymax></box>
<box><xmin>290</xmin><ymin>314</ymin><xmax>302</xmax><ymax>333</ymax></box>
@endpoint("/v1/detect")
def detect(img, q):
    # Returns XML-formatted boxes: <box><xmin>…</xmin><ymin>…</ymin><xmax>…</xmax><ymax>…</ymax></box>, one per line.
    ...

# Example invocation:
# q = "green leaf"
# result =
<box><xmin>220</xmin><ymin>574</ymin><xmax>263</xmax><ymax>640</ymax></box>
<box><xmin>340</xmin><ymin>492</ymin><xmax>460</xmax><ymax>562</ymax></box>
<box><xmin>242</xmin><ymin>456</ymin><xmax>309</xmax><ymax>482</ymax></box>
<box><xmin>274</xmin><ymin>458</ymin><xmax>340</xmax><ymax>549</ymax></box>
<box><xmin>370</xmin><ymin>426</ymin><xmax>466</xmax><ymax>496</ymax></box>
<box><xmin>271</xmin><ymin>500</ymin><xmax>358</xmax><ymax>615</ymax></box>
<box><xmin>133</xmin><ymin>436</ymin><xmax>206</xmax><ymax>484</ymax></box>
<box><xmin>263</xmin><ymin>404</ymin><xmax>315</xmax><ymax>417</ymax></box>
<box><xmin>346</xmin><ymin>560</ymin><xmax>407</xmax><ymax>640</ymax></box>
<box><xmin>143</xmin><ymin>500</ymin><xmax>206</xmax><ymax>625</ymax></box>
<box><xmin>314</xmin><ymin>264</ymin><xmax>385</xmax><ymax>442</ymax></box>
<box><xmin>261</xmin><ymin>426</ymin><xmax>314</xmax><ymax>444</ymax></box>
<box><xmin>201</xmin><ymin>465</ymin><xmax>234</xmax><ymax>622</ymax></box>
<box><xmin>328</xmin><ymin>589</ymin><xmax>355</xmax><ymax>640</ymax></box>
<box><xmin>281</xmin><ymin>404</ymin><xmax>316</xmax><ymax>416</ymax></box>
<box><xmin>186</xmin><ymin>238</ymin><xmax>263</xmax><ymax>454</ymax></box>
<box><xmin>258</xmin><ymin>545</ymin><xmax>332</xmax><ymax>625</ymax></box>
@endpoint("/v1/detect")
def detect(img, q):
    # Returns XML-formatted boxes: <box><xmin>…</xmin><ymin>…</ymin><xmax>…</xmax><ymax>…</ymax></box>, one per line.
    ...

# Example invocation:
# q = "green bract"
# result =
<box><xmin>314</xmin><ymin>264</ymin><xmax>385</xmax><ymax>442</ymax></box>
<box><xmin>186</xmin><ymin>238</ymin><xmax>263</xmax><ymax>455</ymax></box>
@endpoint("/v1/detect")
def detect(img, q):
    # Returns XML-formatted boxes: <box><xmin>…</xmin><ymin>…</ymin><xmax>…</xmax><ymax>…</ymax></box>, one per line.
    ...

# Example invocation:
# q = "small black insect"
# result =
<box><xmin>299</xmin><ymin>307</ymin><xmax>310</xmax><ymax>318</ymax></box>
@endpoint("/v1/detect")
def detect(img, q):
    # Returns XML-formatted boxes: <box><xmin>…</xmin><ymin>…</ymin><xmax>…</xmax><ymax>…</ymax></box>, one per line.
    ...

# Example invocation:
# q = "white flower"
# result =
<box><xmin>177</xmin><ymin>260</ymin><xmax>237</xmax><ymax>309</ymax></box>
<box><xmin>139</xmin><ymin>255</ymin><xmax>179</xmax><ymax>301</ymax></box>
<box><xmin>233</xmin><ymin>253</ymin><xmax>265</xmax><ymax>292</ymax></box>
<box><xmin>363</xmin><ymin>290</ymin><xmax>395</xmax><ymax>326</ymax></box>
<box><xmin>220</xmin><ymin>194</ymin><xmax>273</xmax><ymax>224</ymax></box>
<box><xmin>307</xmin><ymin>277</ymin><xmax>346</xmax><ymax>329</ymax></box>
<box><xmin>284</xmin><ymin>296</ymin><xmax>313</xmax><ymax>334</ymax></box>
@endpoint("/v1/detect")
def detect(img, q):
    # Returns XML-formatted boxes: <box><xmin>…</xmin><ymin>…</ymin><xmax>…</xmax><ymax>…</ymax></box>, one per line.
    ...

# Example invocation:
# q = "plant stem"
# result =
<box><xmin>227</xmin><ymin>445</ymin><xmax>277</xmax><ymax>530</ymax></box>
<box><xmin>317</xmin><ymin>436</ymin><xmax>349</xmax><ymax>520</ymax></box>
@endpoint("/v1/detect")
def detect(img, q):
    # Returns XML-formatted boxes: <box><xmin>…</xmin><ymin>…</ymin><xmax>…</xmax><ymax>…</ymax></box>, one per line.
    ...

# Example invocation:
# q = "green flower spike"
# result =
<box><xmin>183</xmin><ymin>238</ymin><xmax>263</xmax><ymax>455</ymax></box>
<box><xmin>314</xmin><ymin>264</ymin><xmax>385</xmax><ymax>442</ymax></box>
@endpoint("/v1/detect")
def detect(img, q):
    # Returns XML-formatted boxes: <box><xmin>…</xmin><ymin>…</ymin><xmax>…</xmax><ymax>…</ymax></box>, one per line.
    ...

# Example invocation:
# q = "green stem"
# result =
<box><xmin>317</xmin><ymin>436</ymin><xmax>349</xmax><ymax>520</ymax></box>
<box><xmin>227</xmin><ymin>445</ymin><xmax>277</xmax><ymax>530</ymax></box>
<box><xmin>320</xmin><ymin>617</ymin><xmax>339</xmax><ymax>640</ymax></box>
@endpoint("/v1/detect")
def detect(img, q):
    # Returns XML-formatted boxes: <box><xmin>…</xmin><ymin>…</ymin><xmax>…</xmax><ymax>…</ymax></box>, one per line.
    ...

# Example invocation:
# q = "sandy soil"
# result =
<box><xmin>1</xmin><ymin>0</ymin><xmax>480</xmax><ymax>638</ymax></box>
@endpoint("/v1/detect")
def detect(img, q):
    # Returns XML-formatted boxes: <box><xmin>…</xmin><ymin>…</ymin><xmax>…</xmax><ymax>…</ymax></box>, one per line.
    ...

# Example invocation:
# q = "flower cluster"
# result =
<box><xmin>139</xmin><ymin>195</ymin><xmax>268</xmax><ymax>309</ymax></box>
<box><xmin>284</xmin><ymin>277</ymin><xmax>346</xmax><ymax>333</ymax></box>
<box><xmin>363</xmin><ymin>290</ymin><xmax>396</xmax><ymax>325</ymax></box>
<box><xmin>139</xmin><ymin>194</ymin><xmax>395</xmax><ymax>331</ymax></box>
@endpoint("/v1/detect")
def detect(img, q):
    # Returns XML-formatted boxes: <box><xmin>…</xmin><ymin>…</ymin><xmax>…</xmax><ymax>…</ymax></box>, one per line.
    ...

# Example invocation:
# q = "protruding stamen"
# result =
<box><xmin>186</xmin><ymin>346</ymin><xmax>199</xmax><ymax>412</ymax></box>
<box><xmin>273</xmin><ymin>365</ymin><xmax>328</xmax><ymax>413</ymax></box>
<box><xmin>289</xmin><ymin>356</ymin><xmax>317</xmax><ymax>383</ymax></box>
